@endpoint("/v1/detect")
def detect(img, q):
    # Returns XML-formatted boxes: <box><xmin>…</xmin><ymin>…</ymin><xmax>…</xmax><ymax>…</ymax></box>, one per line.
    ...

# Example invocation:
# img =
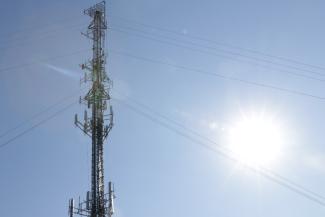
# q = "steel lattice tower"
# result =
<box><xmin>69</xmin><ymin>2</ymin><xmax>115</xmax><ymax>217</ymax></box>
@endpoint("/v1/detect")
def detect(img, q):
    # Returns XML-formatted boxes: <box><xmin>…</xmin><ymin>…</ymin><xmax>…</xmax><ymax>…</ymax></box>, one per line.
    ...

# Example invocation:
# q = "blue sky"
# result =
<box><xmin>1</xmin><ymin>0</ymin><xmax>325</xmax><ymax>216</ymax></box>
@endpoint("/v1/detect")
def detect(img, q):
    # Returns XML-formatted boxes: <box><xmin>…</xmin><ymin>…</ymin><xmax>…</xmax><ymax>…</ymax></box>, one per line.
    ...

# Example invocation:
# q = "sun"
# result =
<box><xmin>227</xmin><ymin>113</ymin><xmax>285</xmax><ymax>168</ymax></box>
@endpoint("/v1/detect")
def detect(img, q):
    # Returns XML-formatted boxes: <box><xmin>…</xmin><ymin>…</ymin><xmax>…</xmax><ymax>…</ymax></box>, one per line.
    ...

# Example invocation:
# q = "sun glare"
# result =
<box><xmin>228</xmin><ymin>113</ymin><xmax>285</xmax><ymax>168</ymax></box>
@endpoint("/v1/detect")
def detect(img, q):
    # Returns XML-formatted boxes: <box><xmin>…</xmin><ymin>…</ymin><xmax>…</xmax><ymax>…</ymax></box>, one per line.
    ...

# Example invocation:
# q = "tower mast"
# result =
<box><xmin>69</xmin><ymin>2</ymin><xmax>115</xmax><ymax>217</ymax></box>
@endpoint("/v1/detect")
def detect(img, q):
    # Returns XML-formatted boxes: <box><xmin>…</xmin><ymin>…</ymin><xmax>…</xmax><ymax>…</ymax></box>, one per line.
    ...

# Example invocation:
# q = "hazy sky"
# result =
<box><xmin>1</xmin><ymin>0</ymin><xmax>325</xmax><ymax>216</ymax></box>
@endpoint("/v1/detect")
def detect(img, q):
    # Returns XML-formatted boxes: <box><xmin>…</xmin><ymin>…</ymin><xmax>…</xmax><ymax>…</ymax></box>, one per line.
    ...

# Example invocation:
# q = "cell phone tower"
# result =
<box><xmin>68</xmin><ymin>1</ymin><xmax>115</xmax><ymax>217</ymax></box>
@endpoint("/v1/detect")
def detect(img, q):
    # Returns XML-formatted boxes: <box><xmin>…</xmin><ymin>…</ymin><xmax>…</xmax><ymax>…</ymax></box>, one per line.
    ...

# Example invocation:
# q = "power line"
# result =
<box><xmin>110</xmin><ymin>50</ymin><xmax>325</xmax><ymax>101</ymax></box>
<box><xmin>0</xmin><ymin>88</ymin><xmax>85</xmax><ymax>139</ymax></box>
<box><xmin>0</xmin><ymin>62</ymin><xmax>321</xmax><ymax>208</ymax></box>
<box><xmin>112</xmin><ymin>90</ymin><xmax>325</xmax><ymax>202</ymax></box>
<box><xmin>0</xmin><ymin>83</ymin><xmax>322</xmax><ymax>207</ymax></box>
<box><xmin>0</xmin><ymin>23</ymin><xmax>85</xmax><ymax>53</ymax></box>
<box><xmin>113</xmin><ymin>98</ymin><xmax>325</xmax><ymax>207</ymax></box>
<box><xmin>0</xmin><ymin>101</ymin><xmax>77</xmax><ymax>150</ymax></box>
<box><xmin>3</xmin><ymin>11</ymin><xmax>324</xmax><ymax>210</ymax></box>
<box><xmin>109</xmin><ymin>27</ymin><xmax>325</xmax><ymax>83</ymax></box>
<box><xmin>112</xmin><ymin>15</ymin><xmax>325</xmax><ymax>73</ymax></box>
<box><xmin>2</xmin><ymin>21</ymin><xmax>324</xmax><ymax>84</ymax></box>
<box><xmin>0</xmin><ymin>48</ymin><xmax>90</xmax><ymax>77</ymax></box>
<box><xmin>0</xmin><ymin>14</ymin><xmax>83</xmax><ymax>41</ymax></box>
<box><xmin>5</xmin><ymin>18</ymin><xmax>325</xmax><ymax>82</ymax></box>
<box><xmin>112</xmin><ymin>25</ymin><xmax>325</xmax><ymax>78</ymax></box>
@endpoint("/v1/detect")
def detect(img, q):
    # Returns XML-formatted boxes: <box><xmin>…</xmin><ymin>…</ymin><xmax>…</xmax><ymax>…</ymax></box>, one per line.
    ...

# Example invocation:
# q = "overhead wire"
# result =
<box><xmin>109</xmin><ymin>15</ymin><xmax>325</xmax><ymax>207</ymax></box>
<box><xmin>0</xmin><ymin>22</ymin><xmax>91</xmax><ymax>145</ymax></box>
<box><xmin>0</xmin><ymin>101</ymin><xmax>77</xmax><ymax>150</ymax></box>
<box><xmin>109</xmin><ymin>49</ymin><xmax>325</xmax><ymax>101</ymax></box>
<box><xmin>0</xmin><ymin>23</ymin><xmax>86</xmax><ymax>53</ymax></box>
<box><xmin>2</xmin><ymin>17</ymin><xmax>318</xmax><ymax>197</ymax></box>
<box><xmin>0</xmin><ymin>81</ymin><xmax>323</xmax><ymax>207</ymax></box>
<box><xmin>0</xmin><ymin>48</ymin><xmax>90</xmax><ymax>77</ymax></box>
<box><xmin>112</xmin><ymin>90</ymin><xmax>325</xmax><ymax>202</ymax></box>
<box><xmin>1</xmin><ymin>12</ymin><xmax>325</xmax><ymax>209</ymax></box>
<box><xmin>3</xmin><ymin>16</ymin><xmax>325</xmax><ymax>81</ymax></box>
<box><xmin>0</xmin><ymin>14</ymin><xmax>83</xmax><ymax>41</ymax></box>
<box><xmin>109</xmin><ymin>27</ymin><xmax>325</xmax><ymax>83</ymax></box>
<box><xmin>112</xmin><ymin>96</ymin><xmax>325</xmax><ymax>207</ymax></box>
<box><xmin>0</xmin><ymin>88</ymin><xmax>86</xmax><ymax>139</ymax></box>
<box><xmin>108</xmin><ymin>23</ymin><xmax>325</xmax><ymax>205</ymax></box>
<box><xmin>112</xmin><ymin>15</ymin><xmax>325</xmax><ymax>73</ymax></box>
<box><xmin>2</xmin><ymin>19</ymin><xmax>324</xmax><ymax>86</ymax></box>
